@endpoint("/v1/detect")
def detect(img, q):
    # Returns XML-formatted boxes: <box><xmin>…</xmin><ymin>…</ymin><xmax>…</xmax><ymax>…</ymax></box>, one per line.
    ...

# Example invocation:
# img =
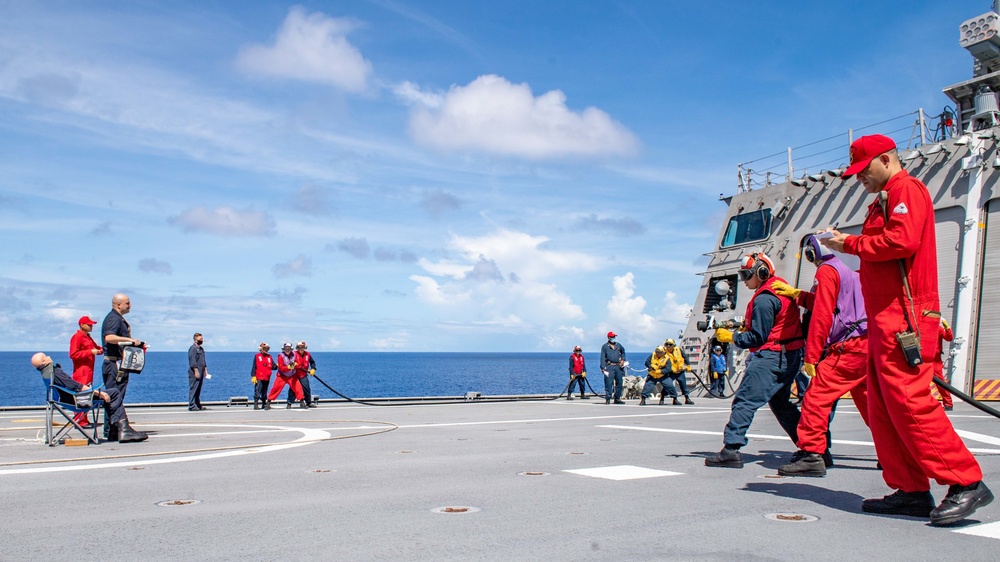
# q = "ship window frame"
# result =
<box><xmin>720</xmin><ymin>209</ymin><xmax>773</xmax><ymax>248</ymax></box>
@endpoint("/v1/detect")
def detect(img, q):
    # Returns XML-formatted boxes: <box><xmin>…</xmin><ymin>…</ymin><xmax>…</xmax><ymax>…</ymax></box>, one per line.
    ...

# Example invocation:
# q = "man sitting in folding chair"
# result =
<box><xmin>32</xmin><ymin>352</ymin><xmax>140</xmax><ymax>445</ymax></box>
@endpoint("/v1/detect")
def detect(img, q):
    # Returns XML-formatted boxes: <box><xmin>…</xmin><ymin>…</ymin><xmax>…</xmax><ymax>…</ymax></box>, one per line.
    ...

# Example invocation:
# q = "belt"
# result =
<box><xmin>104</xmin><ymin>357</ymin><xmax>120</xmax><ymax>363</ymax></box>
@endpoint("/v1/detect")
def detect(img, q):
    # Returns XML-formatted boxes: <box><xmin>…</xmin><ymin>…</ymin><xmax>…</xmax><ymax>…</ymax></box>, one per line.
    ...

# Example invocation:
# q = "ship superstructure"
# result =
<box><xmin>683</xmin><ymin>4</ymin><xmax>1000</xmax><ymax>401</ymax></box>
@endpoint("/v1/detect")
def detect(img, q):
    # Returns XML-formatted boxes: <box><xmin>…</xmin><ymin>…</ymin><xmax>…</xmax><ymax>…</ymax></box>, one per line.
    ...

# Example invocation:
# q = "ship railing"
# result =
<box><xmin>735</xmin><ymin>108</ymin><xmax>957</xmax><ymax>194</ymax></box>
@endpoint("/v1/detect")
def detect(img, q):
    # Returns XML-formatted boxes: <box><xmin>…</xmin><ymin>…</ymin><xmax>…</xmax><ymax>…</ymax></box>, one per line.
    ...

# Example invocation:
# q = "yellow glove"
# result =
<box><xmin>685</xmin><ymin>365</ymin><xmax>692</xmax><ymax>372</ymax></box>
<box><xmin>941</xmin><ymin>319</ymin><xmax>950</xmax><ymax>331</ymax></box>
<box><xmin>771</xmin><ymin>280</ymin><xmax>802</xmax><ymax>299</ymax></box>
<box><xmin>251</xmin><ymin>376</ymin><xmax>257</xmax><ymax>385</ymax></box>
<box><xmin>715</xmin><ymin>328</ymin><xmax>733</xmax><ymax>343</ymax></box>
<box><xmin>802</xmin><ymin>363</ymin><xmax>816</xmax><ymax>378</ymax></box>
<box><xmin>581</xmin><ymin>371</ymin><xmax>586</xmax><ymax>378</ymax></box>
<box><xmin>308</xmin><ymin>369</ymin><xmax>316</xmax><ymax>376</ymax></box>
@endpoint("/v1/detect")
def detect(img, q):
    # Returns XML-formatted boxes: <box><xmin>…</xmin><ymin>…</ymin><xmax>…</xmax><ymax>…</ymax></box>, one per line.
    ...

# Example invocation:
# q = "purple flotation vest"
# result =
<box><xmin>805</xmin><ymin>235</ymin><xmax>866</xmax><ymax>345</ymax></box>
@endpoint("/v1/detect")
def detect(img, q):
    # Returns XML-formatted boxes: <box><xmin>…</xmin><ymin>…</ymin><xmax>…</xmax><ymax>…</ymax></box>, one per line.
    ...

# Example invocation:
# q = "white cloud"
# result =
<box><xmin>660</xmin><ymin>290</ymin><xmax>692</xmax><ymax>325</ymax></box>
<box><xmin>168</xmin><ymin>206</ymin><xmax>276</xmax><ymax>237</ymax></box>
<box><xmin>369</xmin><ymin>331</ymin><xmax>409</xmax><ymax>349</ymax></box>
<box><xmin>406</xmin><ymin>75</ymin><xmax>639</xmax><ymax>159</ymax></box>
<box><xmin>409</xmin><ymin>274</ymin><xmax>467</xmax><ymax>305</ymax></box>
<box><xmin>272</xmin><ymin>254</ymin><xmax>313</xmax><ymax>278</ymax></box>
<box><xmin>446</xmin><ymin>229</ymin><xmax>598</xmax><ymax>281</ymax></box>
<box><xmin>605</xmin><ymin>272</ymin><xmax>658</xmax><ymax>345</ymax></box>
<box><xmin>236</xmin><ymin>7</ymin><xmax>372</xmax><ymax>92</ymax></box>
<box><xmin>541</xmin><ymin>325</ymin><xmax>586</xmax><ymax>349</ymax></box>
<box><xmin>410</xmin><ymin>228</ymin><xmax>588</xmax><ymax>328</ymax></box>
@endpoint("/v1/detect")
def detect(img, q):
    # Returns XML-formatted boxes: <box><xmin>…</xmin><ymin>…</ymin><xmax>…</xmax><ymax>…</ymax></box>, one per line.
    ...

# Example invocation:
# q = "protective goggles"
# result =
<box><xmin>737</xmin><ymin>268</ymin><xmax>754</xmax><ymax>282</ymax></box>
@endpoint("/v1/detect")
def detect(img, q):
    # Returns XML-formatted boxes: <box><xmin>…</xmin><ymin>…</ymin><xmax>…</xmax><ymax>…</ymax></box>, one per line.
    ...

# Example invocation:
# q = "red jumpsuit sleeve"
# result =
<box><xmin>69</xmin><ymin>332</ymin><xmax>90</xmax><ymax>361</ymax></box>
<box><xmin>843</xmin><ymin>175</ymin><xmax>927</xmax><ymax>261</ymax></box>
<box><xmin>796</xmin><ymin>291</ymin><xmax>815</xmax><ymax>310</ymax></box>
<box><xmin>941</xmin><ymin>325</ymin><xmax>954</xmax><ymax>343</ymax></box>
<box><xmin>804</xmin><ymin>265</ymin><xmax>840</xmax><ymax>365</ymax></box>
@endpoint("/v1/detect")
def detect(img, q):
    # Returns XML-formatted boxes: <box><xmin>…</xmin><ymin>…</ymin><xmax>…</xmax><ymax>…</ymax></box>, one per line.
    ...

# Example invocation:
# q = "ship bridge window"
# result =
<box><xmin>721</xmin><ymin>209</ymin><xmax>772</xmax><ymax>247</ymax></box>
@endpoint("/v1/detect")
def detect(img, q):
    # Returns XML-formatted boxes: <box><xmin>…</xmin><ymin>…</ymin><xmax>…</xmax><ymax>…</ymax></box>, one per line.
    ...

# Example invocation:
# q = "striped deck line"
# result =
<box><xmin>974</xmin><ymin>378</ymin><xmax>1000</xmax><ymax>401</ymax></box>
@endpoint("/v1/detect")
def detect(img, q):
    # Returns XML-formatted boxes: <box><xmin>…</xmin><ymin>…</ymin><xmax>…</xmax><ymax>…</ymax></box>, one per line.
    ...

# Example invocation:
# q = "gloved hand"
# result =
<box><xmin>308</xmin><ymin>369</ymin><xmax>316</xmax><ymax>376</ymax></box>
<box><xmin>941</xmin><ymin>319</ymin><xmax>950</xmax><ymax>331</ymax></box>
<box><xmin>251</xmin><ymin>376</ymin><xmax>257</xmax><ymax>385</ymax></box>
<box><xmin>685</xmin><ymin>365</ymin><xmax>692</xmax><ymax>372</ymax></box>
<box><xmin>771</xmin><ymin>280</ymin><xmax>802</xmax><ymax>299</ymax></box>
<box><xmin>581</xmin><ymin>371</ymin><xmax>586</xmax><ymax>378</ymax></box>
<box><xmin>802</xmin><ymin>363</ymin><xmax>817</xmax><ymax>378</ymax></box>
<box><xmin>715</xmin><ymin>328</ymin><xmax>733</xmax><ymax>343</ymax></box>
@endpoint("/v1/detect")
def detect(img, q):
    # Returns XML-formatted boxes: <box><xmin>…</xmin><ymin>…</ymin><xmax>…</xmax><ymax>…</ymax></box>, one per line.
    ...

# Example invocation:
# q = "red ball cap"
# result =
<box><xmin>607</xmin><ymin>331</ymin><xmax>617</xmax><ymax>338</ymax></box>
<box><xmin>78</xmin><ymin>316</ymin><xmax>97</xmax><ymax>326</ymax></box>
<box><xmin>842</xmin><ymin>134</ymin><xmax>896</xmax><ymax>179</ymax></box>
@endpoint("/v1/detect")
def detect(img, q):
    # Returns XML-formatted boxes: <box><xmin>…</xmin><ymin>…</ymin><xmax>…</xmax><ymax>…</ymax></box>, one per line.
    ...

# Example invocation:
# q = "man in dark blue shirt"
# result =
<box><xmin>601</xmin><ymin>331</ymin><xmax>626</xmax><ymax>404</ymax></box>
<box><xmin>100</xmin><ymin>293</ymin><xmax>147</xmax><ymax>443</ymax></box>
<box><xmin>188</xmin><ymin>333</ymin><xmax>207</xmax><ymax>411</ymax></box>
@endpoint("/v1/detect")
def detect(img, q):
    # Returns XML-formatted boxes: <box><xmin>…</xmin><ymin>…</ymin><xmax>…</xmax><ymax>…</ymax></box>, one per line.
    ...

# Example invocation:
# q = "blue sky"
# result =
<box><xmin>0</xmin><ymin>0</ymin><xmax>985</xmax><ymax>352</ymax></box>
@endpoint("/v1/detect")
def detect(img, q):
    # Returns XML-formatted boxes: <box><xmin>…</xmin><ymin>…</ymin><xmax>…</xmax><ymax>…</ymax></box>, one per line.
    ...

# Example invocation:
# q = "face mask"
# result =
<box><xmin>609</xmin><ymin>338</ymin><xmax>616</xmax><ymax>344</ymax></box>
<box><xmin>196</xmin><ymin>340</ymin><xmax>204</xmax><ymax>346</ymax></box>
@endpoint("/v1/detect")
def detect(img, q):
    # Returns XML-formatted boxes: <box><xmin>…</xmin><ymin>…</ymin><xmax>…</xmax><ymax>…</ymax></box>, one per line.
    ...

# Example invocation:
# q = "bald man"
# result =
<box><xmin>100</xmin><ymin>293</ymin><xmax>147</xmax><ymax>443</ymax></box>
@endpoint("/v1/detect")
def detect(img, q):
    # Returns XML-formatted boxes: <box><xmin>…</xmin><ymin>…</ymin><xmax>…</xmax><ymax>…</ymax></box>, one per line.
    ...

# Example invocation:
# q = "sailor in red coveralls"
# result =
<box><xmin>705</xmin><ymin>252</ymin><xmax>804</xmax><ymax>468</ymax></box>
<box><xmin>288</xmin><ymin>341</ymin><xmax>317</xmax><ymax>408</ymax></box>
<box><xmin>251</xmin><ymin>342</ymin><xmax>276</xmax><ymax>410</ymax></box>
<box><xmin>772</xmin><ymin>235</ymin><xmax>870</xmax><ymax>477</ymax></box>
<box><xmin>69</xmin><ymin>315</ymin><xmax>103</xmax><ymax>426</ymax></box>
<box><xmin>823</xmin><ymin>134</ymin><xmax>992</xmax><ymax>526</ymax></box>
<box><xmin>267</xmin><ymin>342</ymin><xmax>306</xmax><ymax>409</ymax></box>
<box><xmin>935</xmin><ymin>319</ymin><xmax>954</xmax><ymax>411</ymax></box>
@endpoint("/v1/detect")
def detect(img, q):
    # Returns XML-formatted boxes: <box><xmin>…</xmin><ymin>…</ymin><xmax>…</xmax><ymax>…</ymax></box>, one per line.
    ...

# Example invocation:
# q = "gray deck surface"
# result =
<box><xmin>2</xmin><ymin>396</ymin><xmax>998</xmax><ymax>561</ymax></box>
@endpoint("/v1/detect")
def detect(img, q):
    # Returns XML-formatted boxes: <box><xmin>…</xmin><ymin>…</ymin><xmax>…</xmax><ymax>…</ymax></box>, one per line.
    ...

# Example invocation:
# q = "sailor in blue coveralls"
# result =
<box><xmin>705</xmin><ymin>253</ymin><xmax>803</xmax><ymax>468</ymax></box>
<box><xmin>601</xmin><ymin>331</ymin><xmax>626</xmax><ymax>404</ymax></box>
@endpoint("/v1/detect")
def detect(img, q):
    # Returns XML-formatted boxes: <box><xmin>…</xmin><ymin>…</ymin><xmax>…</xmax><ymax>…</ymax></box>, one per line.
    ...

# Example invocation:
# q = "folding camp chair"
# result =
<box><xmin>40</xmin><ymin>369</ymin><xmax>105</xmax><ymax>446</ymax></box>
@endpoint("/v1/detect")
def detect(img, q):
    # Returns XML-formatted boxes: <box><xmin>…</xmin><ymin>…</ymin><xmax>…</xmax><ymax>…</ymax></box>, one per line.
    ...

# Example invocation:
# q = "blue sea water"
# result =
<box><xmin>4</xmin><ymin>351</ymin><xmax>599</xmax><ymax>407</ymax></box>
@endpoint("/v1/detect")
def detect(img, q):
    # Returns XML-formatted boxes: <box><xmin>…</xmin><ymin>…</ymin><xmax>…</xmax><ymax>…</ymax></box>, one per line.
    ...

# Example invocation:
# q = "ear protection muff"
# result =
<box><xmin>803</xmin><ymin>245</ymin><xmax>817</xmax><ymax>264</ymax></box>
<box><xmin>740</xmin><ymin>252</ymin><xmax>773</xmax><ymax>281</ymax></box>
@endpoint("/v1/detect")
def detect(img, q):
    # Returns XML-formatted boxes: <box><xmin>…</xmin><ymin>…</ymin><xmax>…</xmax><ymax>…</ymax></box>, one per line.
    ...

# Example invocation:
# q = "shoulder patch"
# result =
<box><xmin>892</xmin><ymin>202</ymin><xmax>908</xmax><ymax>215</ymax></box>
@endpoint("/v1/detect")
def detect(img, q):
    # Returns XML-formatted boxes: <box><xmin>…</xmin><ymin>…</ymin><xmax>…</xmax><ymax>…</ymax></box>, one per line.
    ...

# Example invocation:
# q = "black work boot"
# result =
<box><xmin>264</xmin><ymin>401</ymin><xmax>271</xmax><ymax>410</ymax></box>
<box><xmin>822</xmin><ymin>449</ymin><xmax>834</xmax><ymax>468</ymax></box>
<box><xmin>684</xmin><ymin>396</ymin><xmax>694</xmax><ymax>405</ymax></box>
<box><xmin>658</xmin><ymin>395</ymin><xmax>665</xmax><ymax>405</ymax></box>
<box><xmin>777</xmin><ymin>450</ymin><xmax>826</xmax><ymax>477</ymax></box>
<box><xmin>672</xmin><ymin>397</ymin><xmax>681</xmax><ymax>405</ymax></box>
<box><xmin>254</xmin><ymin>400</ymin><xmax>260</xmax><ymax>410</ymax></box>
<box><xmin>862</xmin><ymin>490</ymin><xmax>935</xmax><ymax>517</ymax></box>
<box><xmin>299</xmin><ymin>400</ymin><xmax>309</xmax><ymax>409</ymax></box>
<box><xmin>580</xmin><ymin>392</ymin><xmax>589</xmax><ymax>399</ymax></box>
<box><xmin>613</xmin><ymin>398</ymin><xmax>625</xmax><ymax>404</ymax></box>
<box><xmin>705</xmin><ymin>446</ymin><xmax>743</xmax><ymax>468</ymax></box>
<box><xmin>639</xmin><ymin>397</ymin><xmax>646</xmax><ymax>406</ymax></box>
<box><xmin>930</xmin><ymin>481</ymin><xmax>994</xmax><ymax>526</ymax></box>
<box><xmin>566</xmin><ymin>394</ymin><xmax>574</xmax><ymax>400</ymax></box>
<box><xmin>116</xmin><ymin>419</ymin><xmax>148</xmax><ymax>443</ymax></box>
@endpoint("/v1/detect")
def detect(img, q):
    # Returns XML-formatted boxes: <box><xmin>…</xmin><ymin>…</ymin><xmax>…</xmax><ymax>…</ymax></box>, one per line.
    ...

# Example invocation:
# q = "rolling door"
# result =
<box><xmin>934</xmin><ymin>207</ymin><xmax>964</xmax><ymax>381</ymax></box>
<box><xmin>973</xmin><ymin>200</ymin><xmax>1000</xmax><ymax>397</ymax></box>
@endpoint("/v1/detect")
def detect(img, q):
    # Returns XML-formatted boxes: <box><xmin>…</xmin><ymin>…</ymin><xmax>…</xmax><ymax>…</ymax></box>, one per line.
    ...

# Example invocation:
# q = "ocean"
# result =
<box><xmin>5</xmin><ymin>351</ymin><xmax>603</xmax><ymax>407</ymax></box>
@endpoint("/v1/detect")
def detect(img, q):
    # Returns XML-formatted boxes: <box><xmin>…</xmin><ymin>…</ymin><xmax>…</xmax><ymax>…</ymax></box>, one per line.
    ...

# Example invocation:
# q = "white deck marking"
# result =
<box><xmin>597</xmin><ymin>425</ymin><xmax>1000</xmax><ymax>454</ymax></box>
<box><xmin>395</xmin><ymin>409</ymin><xmax>725</xmax><ymax>429</ymax></box>
<box><xmin>564</xmin><ymin>465</ymin><xmax>683</xmax><ymax>481</ymax></box>
<box><xmin>956</xmin><ymin>429</ymin><xmax>1000</xmax><ymax>447</ymax></box>
<box><xmin>0</xmin><ymin>424</ymin><xmax>330</xmax><ymax>476</ymax></box>
<box><xmin>953</xmin><ymin>521</ymin><xmax>1000</xmax><ymax>540</ymax></box>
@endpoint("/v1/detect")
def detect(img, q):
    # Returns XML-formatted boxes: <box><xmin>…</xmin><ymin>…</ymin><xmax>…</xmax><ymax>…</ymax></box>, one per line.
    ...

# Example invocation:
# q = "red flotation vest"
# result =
<box><xmin>744</xmin><ymin>276</ymin><xmax>805</xmax><ymax>353</ymax></box>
